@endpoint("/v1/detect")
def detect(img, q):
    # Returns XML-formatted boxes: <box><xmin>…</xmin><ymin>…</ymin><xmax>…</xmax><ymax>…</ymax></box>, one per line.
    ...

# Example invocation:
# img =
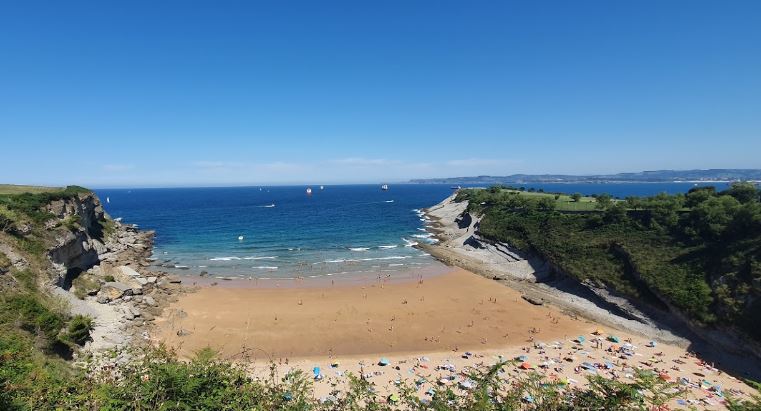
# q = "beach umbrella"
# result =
<box><xmin>581</xmin><ymin>362</ymin><xmax>595</xmax><ymax>370</ymax></box>
<box><xmin>593</xmin><ymin>328</ymin><xmax>604</xmax><ymax>335</ymax></box>
<box><xmin>605</xmin><ymin>362</ymin><xmax>614</xmax><ymax>369</ymax></box>
<box><xmin>388</xmin><ymin>393</ymin><xmax>400</xmax><ymax>403</ymax></box>
<box><xmin>331</xmin><ymin>361</ymin><xmax>340</xmax><ymax>368</ymax></box>
<box><xmin>378</xmin><ymin>358</ymin><xmax>390</xmax><ymax>366</ymax></box>
<box><xmin>283</xmin><ymin>392</ymin><xmax>293</xmax><ymax>401</ymax></box>
<box><xmin>607</xmin><ymin>336</ymin><xmax>620</xmax><ymax>343</ymax></box>
<box><xmin>658</xmin><ymin>372</ymin><xmax>671</xmax><ymax>381</ymax></box>
<box><xmin>313</xmin><ymin>367</ymin><xmax>323</xmax><ymax>381</ymax></box>
<box><xmin>576</xmin><ymin>336</ymin><xmax>586</xmax><ymax>344</ymax></box>
<box><xmin>520</xmin><ymin>362</ymin><xmax>533</xmax><ymax>370</ymax></box>
<box><xmin>647</xmin><ymin>340</ymin><xmax>657</xmax><ymax>347</ymax></box>
<box><xmin>459</xmin><ymin>380</ymin><xmax>476</xmax><ymax>390</ymax></box>
<box><xmin>516</xmin><ymin>355</ymin><xmax>529</xmax><ymax>362</ymax></box>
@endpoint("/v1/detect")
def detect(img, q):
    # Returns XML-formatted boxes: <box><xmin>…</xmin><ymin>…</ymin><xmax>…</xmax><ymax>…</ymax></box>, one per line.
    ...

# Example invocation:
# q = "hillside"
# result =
<box><xmin>410</xmin><ymin>169</ymin><xmax>761</xmax><ymax>184</ymax></box>
<box><xmin>453</xmin><ymin>184</ymin><xmax>761</xmax><ymax>347</ymax></box>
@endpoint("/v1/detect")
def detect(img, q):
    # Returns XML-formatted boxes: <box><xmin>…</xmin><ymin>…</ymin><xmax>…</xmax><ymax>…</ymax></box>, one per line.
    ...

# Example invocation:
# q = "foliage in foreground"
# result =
<box><xmin>1</xmin><ymin>343</ymin><xmax>715</xmax><ymax>410</ymax></box>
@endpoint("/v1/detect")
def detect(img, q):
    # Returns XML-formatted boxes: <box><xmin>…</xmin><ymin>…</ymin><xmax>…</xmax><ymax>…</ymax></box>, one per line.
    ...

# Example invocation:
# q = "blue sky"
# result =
<box><xmin>1</xmin><ymin>1</ymin><xmax>760</xmax><ymax>187</ymax></box>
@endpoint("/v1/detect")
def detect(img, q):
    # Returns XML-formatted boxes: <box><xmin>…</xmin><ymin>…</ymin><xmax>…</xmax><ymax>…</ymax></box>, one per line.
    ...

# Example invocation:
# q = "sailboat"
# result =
<box><xmin>106</xmin><ymin>197</ymin><xmax>110</xmax><ymax>204</ymax></box>
<box><xmin>306</xmin><ymin>187</ymin><xmax>312</xmax><ymax>195</ymax></box>
<box><xmin>381</xmin><ymin>184</ymin><xmax>389</xmax><ymax>191</ymax></box>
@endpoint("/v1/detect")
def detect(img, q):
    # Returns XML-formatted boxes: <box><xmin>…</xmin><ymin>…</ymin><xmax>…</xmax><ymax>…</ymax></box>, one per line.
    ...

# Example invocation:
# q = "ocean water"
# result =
<box><xmin>95</xmin><ymin>182</ymin><xmax>729</xmax><ymax>278</ymax></box>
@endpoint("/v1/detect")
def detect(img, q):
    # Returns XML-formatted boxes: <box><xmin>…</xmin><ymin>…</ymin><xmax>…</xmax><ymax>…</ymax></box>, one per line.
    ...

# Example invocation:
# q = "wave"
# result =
<box><xmin>243</xmin><ymin>256</ymin><xmax>277</xmax><ymax>260</ymax></box>
<box><xmin>359</xmin><ymin>256</ymin><xmax>409</xmax><ymax>261</ymax></box>
<box><xmin>417</xmin><ymin>228</ymin><xmax>428</xmax><ymax>232</ymax></box>
<box><xmin>412</xmin><ymin>233</ymin><xmax>434</xmax><ymax>238</ymax></box>
<box><xmin>210</xmin><ymin>256</ymin><xmax>241</xmax><ymax>261</ymax></box>
<box><xmin>349</xmin><ymin>247</ymin><xmax>370</xmax><ymax>251</ymax></box>
<box><xmin>388</xmin><ymin>263</ymin><xmax>404</xmax><ymax>267</ymax></box>
<box><xmin>402</xmin><ymin>238</ymin><xmax>419</xmax><ymax>247</ymax></box>
<box><xmin>316</xmin><ymin>259</ymin><xmax>360</xmax><ymax>264</ymax></box>
<box><xmin>253</xmin><ymin>266</ymin><xmax>278</xmax><ymax>270</ymax></box>
<box><xmin>378</xmin><ymin>245</ymin><xmax>397</xmax><ymax>249</ymax></box>
<box><xmin>384</xmin><ymin>200</ymin><xmax>394</xmax><ymax>203</ymax></box>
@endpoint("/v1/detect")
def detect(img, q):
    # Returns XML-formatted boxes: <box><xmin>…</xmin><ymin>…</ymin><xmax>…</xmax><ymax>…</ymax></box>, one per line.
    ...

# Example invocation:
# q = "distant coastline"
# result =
<box><xmin>409</xmin><ymin>168</ymin><xmax>761</xmax><ymax>185</ymax></box>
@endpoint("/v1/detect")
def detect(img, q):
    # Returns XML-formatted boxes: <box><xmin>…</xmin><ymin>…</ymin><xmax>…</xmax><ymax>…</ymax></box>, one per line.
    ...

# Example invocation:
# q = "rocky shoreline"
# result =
<box><xmin>39</xmin><ymin>193</ymin><xmax>189</xmax><ymax>355</ymax></box>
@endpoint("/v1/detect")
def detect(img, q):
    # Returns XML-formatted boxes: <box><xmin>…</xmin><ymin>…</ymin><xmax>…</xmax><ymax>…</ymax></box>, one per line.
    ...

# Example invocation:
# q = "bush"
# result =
<box><xmin>60</xmin><ymin>315</ymin><xmax>93</xmax><ymax>346</ymax></box>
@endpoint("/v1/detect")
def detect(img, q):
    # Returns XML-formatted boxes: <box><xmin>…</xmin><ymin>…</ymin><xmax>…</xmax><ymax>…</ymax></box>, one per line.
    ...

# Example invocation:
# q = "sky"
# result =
<box><xmin>1</xmin><ymin>1</ymin><xmax>760</xmax><ymax>187</ymax></box>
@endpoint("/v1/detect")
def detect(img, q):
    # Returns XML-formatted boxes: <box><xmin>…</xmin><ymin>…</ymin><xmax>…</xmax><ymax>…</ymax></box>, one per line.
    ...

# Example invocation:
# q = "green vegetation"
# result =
<box><xmin>71</xmin><ymin>274</ymin><xmax>100</xmax><ymax>299</ymax></box>
<box><xmin>0</xmin><ymin>184</ymin><xmax>62</xmax><ymax>195</ymax></box>
<box><xmin>457</xmin><ymin>183</ymin><xmax>761</xmax><ymax>339</ymax></box>
<box><xmin>0</xmin><ymin>185</ymin><xmax>91</xmax><ymax>224</ymax></box>
<box><xmin>0</xmin><ymin>343</ymin><xmax>695</xmax><ymax>410</ymax></box>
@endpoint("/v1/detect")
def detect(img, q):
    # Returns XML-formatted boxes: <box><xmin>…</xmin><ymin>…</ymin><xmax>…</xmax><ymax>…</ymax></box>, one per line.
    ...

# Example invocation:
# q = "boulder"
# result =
<box><xmin>96</xmin><ymin>282</ymin><xmax>132</xmax><ymax>303</ymax></box>
<box><xmin>521</xmin><ymin>295</ymin><xmax>544</xmax><ymax>306</ymax></box>
<box><xmin>143</xmin><ymin>295</ymin><xmax>156</xmax><ymax>306</ymax></box>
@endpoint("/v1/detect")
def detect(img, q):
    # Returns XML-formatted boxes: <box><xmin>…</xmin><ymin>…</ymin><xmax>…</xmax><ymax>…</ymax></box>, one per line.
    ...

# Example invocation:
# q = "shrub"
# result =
<box><xmin>60</xmin><ymin>315</ymin><xmax>93</xmax><ymax>346</ymax></box>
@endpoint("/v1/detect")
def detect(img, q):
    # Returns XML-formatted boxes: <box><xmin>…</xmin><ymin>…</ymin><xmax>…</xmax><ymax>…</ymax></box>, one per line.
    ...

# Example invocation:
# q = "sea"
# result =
<box><xmin>95</xmin><ymin>182</ymin><xmax>730</xmax><ymax>279</ymax></box>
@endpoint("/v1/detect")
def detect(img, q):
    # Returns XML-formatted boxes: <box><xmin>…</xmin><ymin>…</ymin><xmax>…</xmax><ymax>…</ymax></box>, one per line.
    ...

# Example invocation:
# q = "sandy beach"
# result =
<box><xmin>154</xmin><ymin>268</ymin><xmax>586</xmax><ymax>359</ymax></box>
<box><xmin>152</xmin><ymin>267</ymin><xmax>754</xmax><ymax>408</ymax></box>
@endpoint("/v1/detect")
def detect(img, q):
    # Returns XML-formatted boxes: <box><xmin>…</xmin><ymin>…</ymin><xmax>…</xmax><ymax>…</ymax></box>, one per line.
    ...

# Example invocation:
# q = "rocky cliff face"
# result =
<box><xmin>44</xmin><ymin>193</ymin><xmax>154</xmax><ymax>288</ymax></box>
<box><xmin>46</xmin><ymin>193</ymin><xmax>108</xmax><ymax>286</ymax></box>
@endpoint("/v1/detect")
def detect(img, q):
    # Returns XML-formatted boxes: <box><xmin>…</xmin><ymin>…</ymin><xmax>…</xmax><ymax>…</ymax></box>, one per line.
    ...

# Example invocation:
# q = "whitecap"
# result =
<box><xmin>402</xmin><ymin>238</ymin><xmax>419</xmax><ymax>247</ymax></box>
<box><xmin>253</xmin><ymin>266</ymin><xmax>278</xmax><ymax>270</ymax></box>
<box><xmin>243</xmin><ymin>256</ymin><xmax>277</xmax><ymax>260</ymax></box>
<box><xmin>359</xmin><ymin>256</ymin><xmax>409</xmax><ymax>261</ymax></box>
<box><xmin>378</xmin><ymin>245</ymin><xmax>397</xmax><ymax>249</ymax></box>
<box><xmin>388</xmin><ymin>263</ymin><xmax>404</xmax><ymax>267</ymax></box>
<box><xmin>349</xmin><ymin>247</ymin><xmax>370</xmax><ymax>251</ymax></box>
<box><xmin>210</xmin><ymin>256</ymin><xmax>241</xmax><ymax>261</ymax></box>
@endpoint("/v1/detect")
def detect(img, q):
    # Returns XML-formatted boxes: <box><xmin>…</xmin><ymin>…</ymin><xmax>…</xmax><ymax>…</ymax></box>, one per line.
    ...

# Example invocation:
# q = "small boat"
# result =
<box><xmin>320</xmin><ymin>185</ymin><xmax>324</xmax><ymax>190</ymax></box>
<box><xmin>106</xmin><ymin>197</ymin><xmax>110</xmax><ymax>203</ymax></box>
<box><xmin>238</xmin><ymin>235</ymin><xmax>244</xmax><ymax>241</ymax></box>
<box><xmin>451</xmin><ymin>186</ymin><xmax>461</xmax><ymax>190</ymax></box>
<box><xmin>264</xmin><ymin>203</ymin><xmax>275</xmax><ymax>208</ymax></box>
<box><xmin>381</xmin><ymin>184</ymin><xmax>389</xmax><ymax>191</ymax></box>
<box><xmin>306</xmin><ymin>187</ymin><xmax>312</xmax><ymax>195</ymax></box>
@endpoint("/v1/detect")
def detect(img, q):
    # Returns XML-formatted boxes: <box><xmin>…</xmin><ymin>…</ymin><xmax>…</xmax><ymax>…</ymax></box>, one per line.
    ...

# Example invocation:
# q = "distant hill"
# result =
<box><xmin>410</xmin><ymin>169</ymin><xmax>761</xmax><ymax>184</ymax></box>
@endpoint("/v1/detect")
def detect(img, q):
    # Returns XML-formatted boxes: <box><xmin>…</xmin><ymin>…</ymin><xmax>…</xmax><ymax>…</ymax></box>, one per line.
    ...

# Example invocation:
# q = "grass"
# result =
<box><xmin>0</xmin><ymin>185</ymin><xmax>62</xmax><ymax>195</ymax></box>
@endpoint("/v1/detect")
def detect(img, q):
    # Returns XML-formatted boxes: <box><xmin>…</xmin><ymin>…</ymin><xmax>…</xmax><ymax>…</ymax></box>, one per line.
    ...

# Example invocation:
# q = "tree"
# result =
<box><xmin>571</xmin><ymin>193</ymin><xmax>582</xmax><ymax>202</ymax></box>
<box><xmin>595</xmin><ymin>193</ymin><xmax>613</xmax><ymax>209</ymax></box>
<box><xmin>537</xmin><ymin>197</ymin><xmax>556</xmax><ymax>211</ymax></box>
<box><xmin>685</xmin><ymin>186</ymin><xmax>717</xmax><ymax>207</ymax></box>
<box><xmin>724</xmin><ymin>182</ymin><xmax>759</xmax><ymax>204</ymax></box>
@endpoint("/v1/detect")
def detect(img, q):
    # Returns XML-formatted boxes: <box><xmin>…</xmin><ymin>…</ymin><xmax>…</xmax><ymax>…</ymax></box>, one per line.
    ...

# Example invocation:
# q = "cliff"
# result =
<box><xmin>0</xmin><ymin>187</ymin><xmax>182</xmax><ymax>354</ymax></box>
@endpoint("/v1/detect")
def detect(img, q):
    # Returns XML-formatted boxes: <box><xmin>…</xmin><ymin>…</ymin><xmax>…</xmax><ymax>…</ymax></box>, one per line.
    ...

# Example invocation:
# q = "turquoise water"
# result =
<box><xmin>95</xmin><ymin>182</ymin><xmax>728</xmax><ymax>278</ymax></box>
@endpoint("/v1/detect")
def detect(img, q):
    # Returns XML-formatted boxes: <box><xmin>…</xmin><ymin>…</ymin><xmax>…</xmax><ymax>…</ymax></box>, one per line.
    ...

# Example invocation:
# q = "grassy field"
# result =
<box><xmin>497</xmin><ymin>189</ymin><xmax>602</xmax><ymax>211</ymax></box>
<box><xmin>0</xmin><ymin>185</ymin><xmax>62</xmax><ymax>195</ymax></box>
